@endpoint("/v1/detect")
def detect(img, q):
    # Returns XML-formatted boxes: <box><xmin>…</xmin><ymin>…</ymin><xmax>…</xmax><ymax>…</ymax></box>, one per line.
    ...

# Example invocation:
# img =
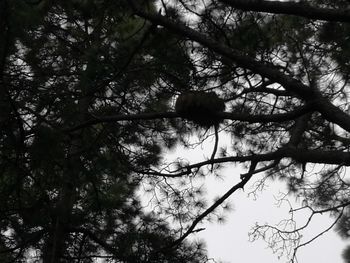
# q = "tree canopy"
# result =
<box><xmin>1</xmin><ymin>0</ymin><xmax>350</xmax><ymax>262</ymax></box>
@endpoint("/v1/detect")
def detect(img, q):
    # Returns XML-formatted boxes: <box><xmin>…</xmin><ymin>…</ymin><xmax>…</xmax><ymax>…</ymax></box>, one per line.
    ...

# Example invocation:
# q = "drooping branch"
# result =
<box><xmin>219</xmin><ymin>0</ymin><xmax>350</xmax><ymax>23</ymax></box>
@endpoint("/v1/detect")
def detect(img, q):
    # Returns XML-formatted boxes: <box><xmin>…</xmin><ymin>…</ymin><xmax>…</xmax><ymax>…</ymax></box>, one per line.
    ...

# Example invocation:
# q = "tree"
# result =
<box><xmin>0</xmin><ymin>1</ymin><xmax>206</xmax><ymax>262</ymax></box>
<box><xmin>1</xmin><ymin>0</ymin><xmax>350</xmax><ymax>262</ymax></box>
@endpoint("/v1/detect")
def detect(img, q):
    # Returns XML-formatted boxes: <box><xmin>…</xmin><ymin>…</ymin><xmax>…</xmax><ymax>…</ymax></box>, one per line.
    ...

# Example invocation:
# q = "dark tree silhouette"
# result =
<box><xmin>1</xmin><ymin>0</ymin><xmax>350</xmax><ymax>262</ymax></box>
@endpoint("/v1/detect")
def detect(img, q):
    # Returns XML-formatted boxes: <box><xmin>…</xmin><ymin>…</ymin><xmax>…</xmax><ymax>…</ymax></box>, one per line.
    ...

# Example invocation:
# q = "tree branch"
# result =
<box><xmin>219</xmin><ymin>0</ymin><xmax>350</xmax><ymax>23</ymax></box>
<box><xmin>287</xmin><ymin>113</ymin><xmax>311</xmax><ymax>147</ymax></box>
<box><xmin>130</xmin><ymin>6</ymin><xmax>350</xmax><ymax>133</ymax></box>
<box><xmin>221</xmin><ymin>103</ymin><xmax>313</xmax><ymax>123</ymax></box>
<box><xmin>66</xmin><ymin>104</ymin><xmax>313</xmax><ymax>132</ymax></box>
<box><xmin>138</xmin><ymin>147</ymin><xmax>350</xmax><ymax>178</ymax></box>
<box><xmin>131</xmin><ymin>4</ymin><xmax>314</xmax><ymax>99</ymax></box>
<box><xmin>166</xmin><ymin>167</ymin><xmax>254</xmax><ymax>249</ymax></box>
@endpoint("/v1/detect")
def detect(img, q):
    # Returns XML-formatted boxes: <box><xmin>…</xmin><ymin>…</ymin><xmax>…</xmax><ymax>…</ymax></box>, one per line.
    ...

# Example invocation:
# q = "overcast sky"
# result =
<box><xmin>196</xmin><ymin>173</ymin><xmax>347</xmax><ymax>263</ymax></box>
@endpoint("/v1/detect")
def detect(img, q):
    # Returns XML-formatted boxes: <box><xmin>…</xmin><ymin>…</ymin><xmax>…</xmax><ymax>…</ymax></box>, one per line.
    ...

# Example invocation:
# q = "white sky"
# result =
<box><xmin>195</xmin><ymin>173</ymin><xmax>347</xmax><ymax>263</ymax></box>
<box><xmin>162</xmin><ymin>134</ymin><xmax>349</xmax><ymax>263</ymax></box>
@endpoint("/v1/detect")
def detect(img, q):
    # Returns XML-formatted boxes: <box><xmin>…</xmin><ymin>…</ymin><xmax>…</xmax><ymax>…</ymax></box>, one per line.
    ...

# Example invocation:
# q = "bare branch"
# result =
<box><xmin>292</xmin><ymin>208</ymin><xmax>344</xmax><ymax>262</ymax></box>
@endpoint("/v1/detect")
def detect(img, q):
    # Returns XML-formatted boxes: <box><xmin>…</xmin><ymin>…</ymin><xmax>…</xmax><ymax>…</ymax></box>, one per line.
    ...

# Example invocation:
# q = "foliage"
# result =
<box><xmin>2</xmin><ymin>0</ymin><xmax>350</xmax><ymax>262</ymax></box>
